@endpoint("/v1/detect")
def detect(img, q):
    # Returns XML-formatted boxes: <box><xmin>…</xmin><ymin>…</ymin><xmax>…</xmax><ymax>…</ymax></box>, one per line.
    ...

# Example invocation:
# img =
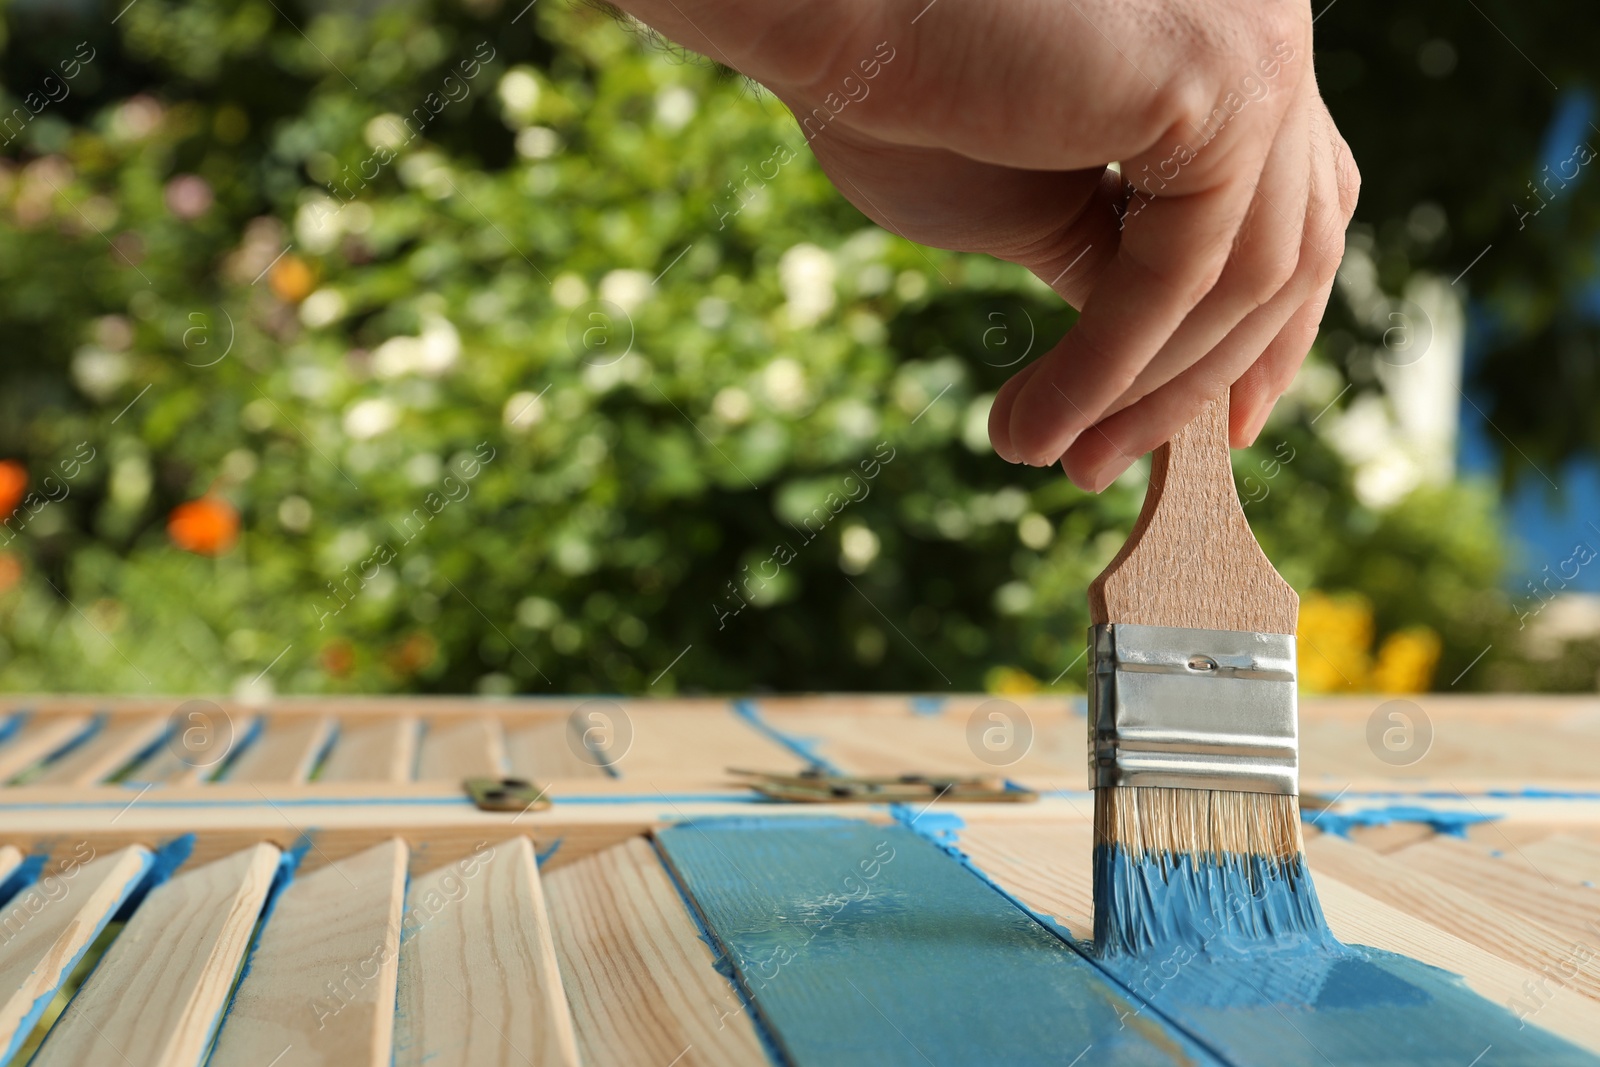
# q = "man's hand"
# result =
<box><xmin>607</xmin><ymin>0</ymin><xmax>1360</xmax><ymax>489</ymax></box>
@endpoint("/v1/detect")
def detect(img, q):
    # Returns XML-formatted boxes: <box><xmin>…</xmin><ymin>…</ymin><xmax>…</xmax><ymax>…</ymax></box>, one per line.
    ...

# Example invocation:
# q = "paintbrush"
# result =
<box><xmin>1088</xmin><ymin>396</ymin><xmax>1327</xmax><ymax>958</ymax></box>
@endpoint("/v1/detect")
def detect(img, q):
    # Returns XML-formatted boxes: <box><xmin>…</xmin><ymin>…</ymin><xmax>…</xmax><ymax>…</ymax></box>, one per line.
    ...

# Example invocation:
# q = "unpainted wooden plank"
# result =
<box><xmin>415</xmin><ymin>718</ymin><xmax>507</xmax><ymax>781</ymax></box>
<box><xmin>0</xmin><ymin>717</ymin><xmax>93</xmax><ymax>784</ymax></box>
<box><xmin>504</xmin><ymin>720</ymin><xmax>607</xmax><ymax>782</ymax></box>
<box><xmin>543</xmin><ymin>837</ymin><xmax>768</xmax><ymax>1067</ymax></box>
<box><xmin>30</xmin><ymin>716</ymin><xmax>167</xmax><ymax>786</ymax></box>
<box><xmin>225</xmin><ymin>716</ymin><xmax>334</xmax><ymax>783</ymax></box>
<box><xmin>33</xmin><ymin>843</ymin><xmax>281</xmax><ymax>1067</ymax></box>
<box><xmin>0</xmin><ymin>845</ymin><xmax>151</xmax><ymax>1059</ymax></box>
<box><xmin>1518</xmin><ymin>835</ymin><xmax>1600</xmax><ymax>886</ymax></box>
<box><xmin>394</xmin><ymin>836</ymin><xmax>579</xmax><ymax>1067</ymax></box>
<box><xmin>320</xmin><ymin>717</ymin><xmax>419</xmax><ymax>782</ymax></box>
<box><xmin>1390</xmin><ymin>836</ymin><xmax>1600</xmax><ymax>944</ymax></box>
<box><xmin>602</xmin><ymin>704</ymin><xmax>808</xmax><ymax>780</ymax></box>
<box><xmin>209</xmin><ymin>839</ymin><xmax>407</xmax><ymax>1067</ymax></box>
<box><xmin>1306</xmin><ymin>834</ymin><xmax>1600</xmax><ymax>1007</ymax></box>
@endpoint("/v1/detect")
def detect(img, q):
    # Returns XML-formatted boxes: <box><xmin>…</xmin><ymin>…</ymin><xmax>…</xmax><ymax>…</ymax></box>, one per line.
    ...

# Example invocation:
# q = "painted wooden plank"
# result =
<box><xmin>30</xmin><ymin>716</ymin><xmax>167</xmax><ymax>786</ymax></box>
<box><xmin>320</xmin><ymin>717</ymin><xmax>419</xmax><ymax>782</ymax></box>
<box><xmin>33</xmin><ymin>842</ymin><xmax>281</xmax><ymax>1067</ymax></box>
<box><xmin>223</xmin><ymin>715</ymin><xmax>334</xmax><ymax>783</ymax></box>
<box><xmin>542</xmin><ymin>836</ymin><xmax>768</xmax><ymax>1066</ymax></box>
<box><xmin>504</xmin><ymin>719</ymin><xmax>607</xmax><ymax>781</ymax></box>
<box><xmin>955</xmin><ymin>820</ymin><xmax>1600</xmax><ymax>1053</ymax></box>
<box><xmin>1306</xmin><ymin>833</ymin><xmax>1600</xmax><ymax>1007</ymax></box>
<box><xmin>1391</xmin><ymin>836</ymin><xmax>1600</xmax><ymax>944</ymax></box>
<box><xmin>656</xmin><ymin>818</ymin><xmax>1212</xmax><ymax>1067</ymax></box>
<box><xmin>415</xmin><ymin>717</ymin><xmax>507</xmax><ymax>781</ymax></box>
<box><xmin>0</xmin><ymin>845</ymin><xmax>152</xmax><ymax>1062</ymax></box>
<box><xmin>123</xmin><ymin>715</ymin><xmax>260</xmax><ymax>786</ymax></box>
<box><xmin>394</xmin><ymin>836</ymin><xmax>579</xmax><ymax>1067</ymax></box>
<box><xmin>209</xmin><ymin>839</ymin><xmax>406</xmax><ymax>1067</ymax></box>
<box><xmin>0</xmin><ymin>717</ymin><xmax>93</xmax><ymax>784</ymax></box>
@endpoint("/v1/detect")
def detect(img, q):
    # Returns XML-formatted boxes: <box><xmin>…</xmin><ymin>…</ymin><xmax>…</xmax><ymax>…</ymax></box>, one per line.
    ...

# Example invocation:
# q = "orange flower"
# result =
<box><xmin>386</xmin><ymin>631</ymin><xmax>438</xmax><ymax>676</ymax></box>
<box><xmin>269</xmin><ymin>255</ymin><xmax>316</xmax><ymax>303</ymax></box>
<box><xmin>0</xmin><ymin>460</ymin><xmax>26</xmax><ymax>519</ymax></box>
<box><xmin>321</xmin><ymin>639</ymin><xmax>356</xmax><ymax>677</ymax></box>
<box><xmin>167</xmin><ymin>496</ymin><xmax>240</xmax><ymax>555</ymax></box>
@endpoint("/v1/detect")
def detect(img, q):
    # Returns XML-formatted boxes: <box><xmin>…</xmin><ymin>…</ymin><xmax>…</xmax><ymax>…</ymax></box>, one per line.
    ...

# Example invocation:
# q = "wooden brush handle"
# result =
<box><xmin>1087</xmin><ymin>396</ymin><xmax>1297</xmax><ymax>633</ymax></box>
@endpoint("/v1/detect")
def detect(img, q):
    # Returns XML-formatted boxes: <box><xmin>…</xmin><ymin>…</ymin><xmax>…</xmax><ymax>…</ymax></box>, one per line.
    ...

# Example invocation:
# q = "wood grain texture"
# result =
<box><xmin>0</xmin><ymin>845</ymin><xmax>151</xmax><ymax>1059</ymax></box>
<box><xmin>1518</xmin><ymin>835</ymin><xmax>1600</xmax><ymax>886</ymax></box>
<box><xmin>321</xmin><ymin>717</ymin><xmax>419</xmax><ymax>782</ymax></box>
<box><xmin>209</xmin><ymin>838</ymin><xmax>407</xmax><ymax>1067</ymax></box>
<box><xmin>394</xmin><ymin>836</ymin><xmax>579</xmax><ymax>1067</ymax></box>
<box><xmin>30</xmin><ymin>716</ymin><xmax>167</xmax><ymax>787</ymax></box>
<box><xmin>1305</xmin><ymin>833</ymin><xmax>1600</xmax><ymax>1008</ymax></box>
<box><xmin>416</xmin><ymin>717</ymin><xmax>507</xmax><ymax>781</ymax></box>
<box><xmin>1088</xmin><ymin>396</ymin><xmax>1297</xmax><ymax>632</ymax></box>
<box><xmin>224</xmin><ymin>716</ymin><xmax>334</xmax><ymax>783</ymax></box>
<box><xmin>0</xmin><ymin>716</ymin><xmax>93</xmax><ymax>784</ymax></box>
<box><xmin>505</xmin><ymin>720</ymin><xmax>607</xmax><ymax>781</ymax></box>
<box><xmin>543</xmin><ymin>837</ymin><xmax>768</xmax><ymax>1067</ymax></box>
<box><xmin>33</xmin><ymin>843</ymin><xmax>281</xmax><ymax>1067</ymax></box>
<box><xmin>606</xmin><ymin>704</ymin><xmax>809</xmax><ymax>780</ymax></box>
<box><xmin>1391</xmin><ymin>836</ymin><xmax>1600</xmax><ymax>945</ymax></box>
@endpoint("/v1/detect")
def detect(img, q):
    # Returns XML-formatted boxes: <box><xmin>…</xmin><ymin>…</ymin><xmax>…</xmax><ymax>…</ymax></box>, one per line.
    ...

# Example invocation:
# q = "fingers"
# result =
<box><xmin>1059</xmin><ymin>104</ymin><xmax>1351</xmax><ymax>488</ymax></box>
<box><xmin>1100</xmin><ymin>84</ymin><xmax>1317</xmax><ymax>418</ymax></box>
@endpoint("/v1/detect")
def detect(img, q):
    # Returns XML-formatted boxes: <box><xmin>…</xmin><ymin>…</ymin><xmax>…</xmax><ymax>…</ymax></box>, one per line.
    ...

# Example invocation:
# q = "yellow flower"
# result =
<box><xmin>1297</xmin><ymin>590</ymin><xmax>1373</xmax><ymax>692</ymax></box>
<box><xmin>1371</xmin><ymin>626</ymin><xmax>1443</xmax><ymax>693</ymax></box>
<box><xmin>986</xmin><ymin>665</ymin><xmax>1041</xmax><ymax>695</ymax></box>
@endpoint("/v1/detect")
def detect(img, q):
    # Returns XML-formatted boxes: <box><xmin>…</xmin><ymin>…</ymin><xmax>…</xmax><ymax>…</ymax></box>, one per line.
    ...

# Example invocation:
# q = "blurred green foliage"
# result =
<box><xmin>0</xmin><ymin>0</ymin><xmax>1589</xmax><ymax>695</ymax></box>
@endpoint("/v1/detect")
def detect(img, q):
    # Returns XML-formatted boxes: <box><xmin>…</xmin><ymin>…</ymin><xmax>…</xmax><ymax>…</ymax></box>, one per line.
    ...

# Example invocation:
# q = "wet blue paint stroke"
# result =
<box><xmin>657</xmin><ymin>819</ymin><xmax>1219</xmax><ymax>1067</ymax></box>
<box><xmin>1305</xmin><ymin>805</ymin><xmax>1498</xmax><ymax>838</ymax></box>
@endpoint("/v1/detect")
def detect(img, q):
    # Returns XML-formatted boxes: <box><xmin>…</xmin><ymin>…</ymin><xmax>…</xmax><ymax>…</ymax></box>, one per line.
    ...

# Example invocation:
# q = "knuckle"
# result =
<box><xmin>1333</xmin><ymin>138</ymin><xmax>1362</xmax><ymax>218</ymax></box>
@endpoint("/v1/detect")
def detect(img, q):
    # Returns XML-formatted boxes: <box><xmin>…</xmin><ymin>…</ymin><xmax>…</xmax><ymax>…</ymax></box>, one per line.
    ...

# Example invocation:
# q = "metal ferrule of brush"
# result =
<box><xmin>1088</xmin><ymin>622</ymin><xmax>1299</xmax><ymax>795</ymax></box>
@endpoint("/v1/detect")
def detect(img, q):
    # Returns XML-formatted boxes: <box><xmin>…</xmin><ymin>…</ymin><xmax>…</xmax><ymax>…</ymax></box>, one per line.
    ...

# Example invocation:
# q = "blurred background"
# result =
<box><xmin>0</xmin><ymin>0</ymin><xmax>1595</xmax><ymax>699</ymax></box>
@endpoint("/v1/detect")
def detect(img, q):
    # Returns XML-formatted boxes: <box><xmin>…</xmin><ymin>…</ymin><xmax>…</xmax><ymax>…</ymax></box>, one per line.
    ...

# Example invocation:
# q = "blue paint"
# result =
<box><xmin>657</xmin><ymin>819</ymin><xmax>1218</xmax><ymax>1066</ymax></box>
<box><xmin>113</xmin><ymin>833</ymin><xmax>195</xmax><ymax>921</ymax></box>
<box><xmin>534</xmin><ymin>837</ymin><xmax>563</xmax><ymax>868</ymax></box>
<box><xmin>730</xmin><ymin>700</ymin><xmax>843</xmax><ymax>774</ymax></box>
<box><xmin>202</xmin><ymin>845</ymin><xmax>301</xmax><ymax>1057</ymax></box>
<box><xmin>1089</xmin><ymin>843</ymin><xmax>1600</xmax><ymax>1064</ymax></box>
<box><xmin>0</xmin><ymin>712</ymin><xmax>24</xmax><ymax>747</ymax></box>
<box><xmin>1306</xmin><ymin>806</ymin><xmax>1497</xmax><ymax>839</ymax></box>
<box><xmin>0</xmin><ymin>853</ymin><xmax>46</xmax><ymax>909</ymax></box>
<box><xmin>24</xmin><ymin>713</ymin><xmax>104</xmax><ymax>775</ymax></box>
<box><xmin>0</xmin><ymin>848</ymin><xmax>154</xmax><ymax>1067</ymax></box>
<box><xmin>908</xmin><ymin>696</ymin><xmax>944</xmax><ymax>717</ymax></box>
<box><xmin>647</xmin><ymin>835</ymin><xmax>791</xmax><ymax>1067</ymax></box>
<box><xmin>211</xmin><ymin>714</ymin><xmax>267</xmax><ymax>781</ymax></box>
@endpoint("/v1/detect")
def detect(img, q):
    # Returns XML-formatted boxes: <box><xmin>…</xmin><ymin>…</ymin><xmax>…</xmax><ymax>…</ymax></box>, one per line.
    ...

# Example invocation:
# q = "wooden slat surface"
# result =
<box><xmin>394</xmin><ymin>836</ymin><xmax>579</xmax><ymax>1067</ymax></box>
<box><xmin>0</xmin><ymin>716</ymin><xmax>93</xmax><ymax>783</ymax></box>
<box><xmin>224</xmin><ymin>716</ymin><xmax>334</xmax><ymax>783</ymax></box>
<box><xmin>33</xmin><ymin>843</ymin><xmax>281</xmax><ymax>1067</ymax></box>
<box><xmin>1518</xmin><ymin>835</ymin><xmax>1600</xmax><ymax>885</ymax></box>
<box><xmin>0</xmin><ymin>846</ymin><xmax>151</xmax><ymax>1059</ymax></box>
<box><xmin>210</xmin><ymin>839</ymin><xmax>407</xmax><ymax>1067</ymax></box>
<box><xmin>1392</xmin><ymin>835</ymin><xmax>1600</xmax><ymax>944</ymax></box>
<box><xmin>543</xmin><ymin>837</ymin><xmax>768</xmax><ymax>1067</ymax></box>
<box><xmin>320</xmin><ymin>717</ymin><xmax>419</xmax><ymax>782</ymax></box>
<box><xmin>124</xmin><ymin>715</ymin><xmax>260</xmax><ymax>786</ymax></box>
<box><xmin>415</xmin><ymin>718</ymin><xmax>506</xmax><ymax>781</ymax></box>
<box><xmin>505</xmin><ymin>720</ymin><xmax>608</xmax><ymax>781</ymax></box>
<box><xmin>30</xmin><ymin>716</ymin><xmax>166</xmax><ymax>786</ymax></box>
<box><xmin>605</xmin><ymin>704</ymin><xmax>809</xmax><ymax>780</ymax></box>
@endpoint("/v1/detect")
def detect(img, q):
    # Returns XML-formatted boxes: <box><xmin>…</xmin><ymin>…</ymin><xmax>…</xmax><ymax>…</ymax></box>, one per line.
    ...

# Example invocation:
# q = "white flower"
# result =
<box><xmin>779</xmin><ymin>244</ymin><xmax>836</xmax><ymax>328</ymax></box>
<box><xmin>71</xmin><ymin>346</ymin><xmax>129</xmax><ymax>401</ymax></box>
<box><xmin>299</xmin><ymin>289</ymin><xmax>347</xmax><ymax>329</ymax></box>
<box><xmin>344</xmin><ymin>397</ymin><xmax>399</xmax><ymax>439</ymax></box>
<box><xmin>551</xmin><ymin>274</ymin><xmax>588</xmax><ymax>308</ymax></box>
<box><xmin>371</xmin><ymin>316</ymin><xmax>459</xmax><ymax>378</ymax></box>
<box><xmin>515</xmin><ymin>126</ymin><xmax>561</xmax><ymax>160</ymax></box>
<box><xmin>839</xmin><ymin>524</ymin><xmax>880</xmax><ymax>574</ymax></box>
<box><xmin>762</xmin><ymin>358</ymin><xmax>809</xmax><ymax>412</ymax></box>
<box><xmin>599</xmin><ymin>269</ymin><xmax>653</xmax><ymax>313</ymax></box>
<box><xmin>504</xmin><ymin>390</ymin><xmax>545</xmax><ymax>431</ymax></box>
<box><xmin>295</xmin><ymin>195</ymin><xmax>343</xmax><ymax>253</ymax></box>
<box><xmin>364</xmin><ymin>114</ymin><xmax>407</xmax><ymax>150</ymax></box>
<box><xmin>712</xmin><ymin>387</ymin><xmax>752</xmax><ymax>424</ymax></box>
<box><xmin>654</xmin><ymin>86</ymin><xmax>697</xmax><ymax>131</ymax></box>
<box><xmin>498</xmin><ymin>69</ymin><xmax>541</xmax><ymax>123</ymax></box>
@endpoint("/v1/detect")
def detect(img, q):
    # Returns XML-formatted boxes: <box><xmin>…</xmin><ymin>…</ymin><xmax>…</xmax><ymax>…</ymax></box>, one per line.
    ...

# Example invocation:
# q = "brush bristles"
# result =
<box><xmin>1092</xmin><ymin>786</ymin><xmax>1327</xmax><ymax>957</ymax></box>
<box><xmin>1093</xmin><ymin>786</ymin><xmax>1304</xmax><ymax>864</ymax></box>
